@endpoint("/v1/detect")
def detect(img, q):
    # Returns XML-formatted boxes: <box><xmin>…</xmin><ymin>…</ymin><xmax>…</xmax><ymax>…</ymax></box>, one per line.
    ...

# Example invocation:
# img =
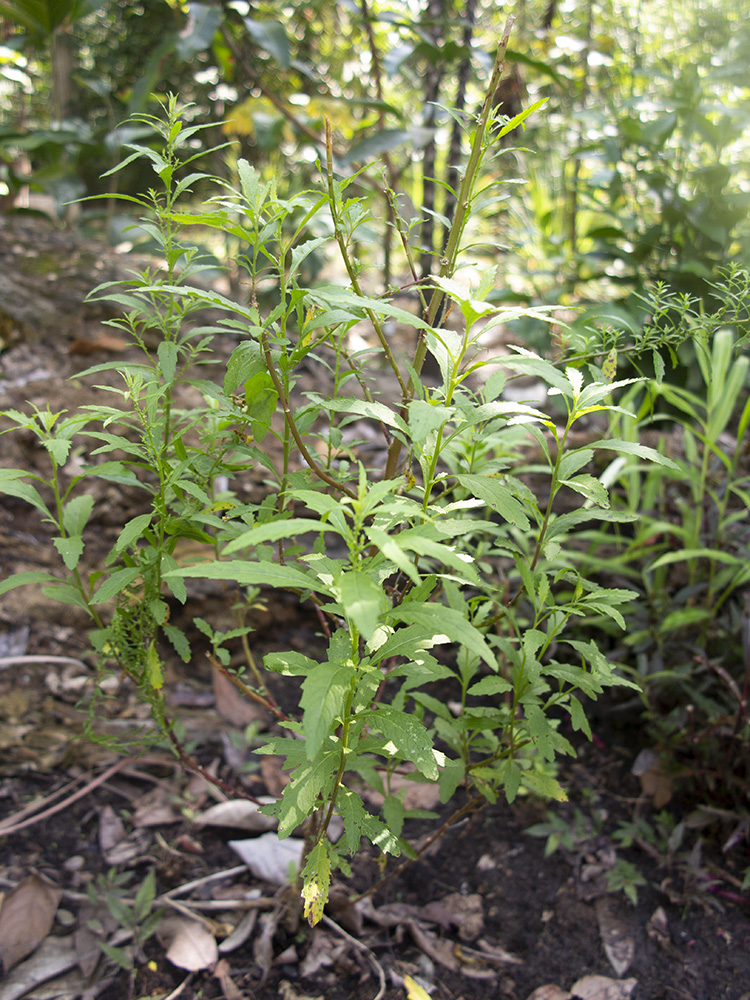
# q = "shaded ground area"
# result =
<box><xmin>1</xmin><ymin>219</ymin><xmax>749</xmax><ymax>1000</ymax></box>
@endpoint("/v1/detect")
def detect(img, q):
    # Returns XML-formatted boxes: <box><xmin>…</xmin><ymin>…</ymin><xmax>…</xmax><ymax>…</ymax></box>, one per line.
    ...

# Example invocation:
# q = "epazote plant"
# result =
<box><xmin>0</xmin><ymin>57</ymin><xmax>679</xmax><ymax>926</ymax></box>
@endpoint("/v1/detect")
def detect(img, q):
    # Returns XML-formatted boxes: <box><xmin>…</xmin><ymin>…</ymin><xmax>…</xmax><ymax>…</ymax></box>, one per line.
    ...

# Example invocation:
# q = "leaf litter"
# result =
<box><xmin>1</xmin><ymin>591</ymin><xmax>749</xmax><ymax>999</ymax></box>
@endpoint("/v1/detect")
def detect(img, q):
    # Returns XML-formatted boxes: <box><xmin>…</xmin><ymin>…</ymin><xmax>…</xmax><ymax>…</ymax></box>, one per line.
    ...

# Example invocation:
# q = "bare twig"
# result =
<box><xmin>322</xmin><ymin>913</ymin><xmax>386</xmax><ymax>1000</ymax></box>
<box><xmin>0</xmin><ymin>755</ymin><xmax>136</xmax><ymax>837</ymax></box>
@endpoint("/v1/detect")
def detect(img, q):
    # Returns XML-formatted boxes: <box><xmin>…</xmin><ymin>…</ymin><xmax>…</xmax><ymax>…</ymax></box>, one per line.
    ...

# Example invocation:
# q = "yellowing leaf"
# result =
<box><xmin>301</xmin><ymin>842</ymin><xmax>331</xmax><ymax>927</ymax></box>
<box><xmin>403</xmin><ymin>975</ymin><xmax>431</xmax><ymax>1000</ymax></box>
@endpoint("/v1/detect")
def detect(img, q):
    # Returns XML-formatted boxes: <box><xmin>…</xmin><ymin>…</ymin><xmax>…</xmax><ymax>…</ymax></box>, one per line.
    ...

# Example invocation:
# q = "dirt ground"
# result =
<box><xmin>1</xmin><ymin>223</ymin><xmax>750</xmax><ymax>1000</ymax></box>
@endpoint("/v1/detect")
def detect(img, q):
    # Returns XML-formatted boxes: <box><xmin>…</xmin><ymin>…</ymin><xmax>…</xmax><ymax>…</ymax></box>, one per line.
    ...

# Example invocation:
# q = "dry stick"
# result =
<box><xmin>0</xmin><ymin>755</ymin><xmax>136</xmax><ymax>837</ymax></box>
<box><xmin>165</xmin><ymin>724</ymin><xmax>264</xmax><ymax>806</ymax></box>
<box><xmin>352</xmin><ymin>793</ymin><xmax>486</xmax><ymax>903</ymax></box>
<box><xmin>322</xmin><ymin>913</ymin><xmax>386</xmax><ymax>1000</ymax></box>
<box><xmin>0</xmin><ymin>654</ymin><xmax>89</xmax><ymax>670</ymax></box>
<box><xmin>208</xmin><ymin>651</ymin><xmax>290</xmax><ymax>724</ymax></box>
<box><xmin>382</xmin><ymin>15</ymin><xmax>515</xmax><ymax>481</ymax></box>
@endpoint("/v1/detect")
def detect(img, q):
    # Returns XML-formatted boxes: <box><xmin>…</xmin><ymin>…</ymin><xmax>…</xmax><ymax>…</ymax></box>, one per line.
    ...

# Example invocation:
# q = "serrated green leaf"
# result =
<box><xmin>157</xmin><ymin>341</ymin><xmax>178</xmax><ymax>382</ymax></box>
<box><xmin>276</xmin><ymin>752</ymin><xmax>339</xmax><ymax>836</ymax></box>
<box><xmin>585</xmin><ymin>438</ymin><xmax>680</xmax><ymax>470</ymax></box>
<box><xmin>52</xmin><ymin>535</ymin><xmax>85</xmax><ymax>571</ymax></box>
<box><xmin>91</xmin><ymin>567</ymin><xmax>140</xmax><ymax>605</ymax></box>
<box><xmin>522</xmin><ymin>770</ymin><xmax>568</xmax><ymax>801</ymax></box>
<box><xmin>407</xmin><ymin>399</ymin><xmax>454</xmax><ymax>444</ymax></box>
<box><xmin>560</xmin><ymin>474</ymin><xmax>609</xmax><ymax>508</ymax></box>
<box><xmin>504</xmin><ymin>760</ymin><xmax>522</xmax><ymax>803</ymax></box>
<box><xmin>331</xmin><ymin>571</ymin><xmax>388</xmax><ymax>641</ymax></box>
<box><xmin>467</xmin><ymin>675</ymin><xmax>512</xmax><ymax>696</ymax></box>
<box><xmin>0</xmin><ymin>570</ymin><xmax>60</xmax><ymax>596</ymax></box>
<box><xmin>300</xmin><ymin>663</ymin><xmax>351</xmax><ymax>758</ymax></box>
<box><xmin>364</xmin><ymin>705</ymin><xmax>437</xmax><ymax>779</ymax></box>
<box><xmin>41</xmin><ymin>582</ymin><xmax>89</xmax><ymax>609</ymax></box>
<box><xmin>163</xmin><ymin>623</ymin><xmax>191</xmax><ymax>663</ymax></box>
<box><xmin>290</xmin><ymin>237</ymin><xmax>328</xmax><ymax>281</ymax></box>
<box><xmin>224</xmin><ymin>518</ymin><xmax>341</xmax><ymax>555</ymax></box>
<box><xmin>438</xmin><ymin>759</ymin><xmax>464</xmax><ymax>803</ymax></box>
<box><xmin>115</xmin><ymin>513</ymin><xmax>153</xmax><ymax>553</ymax></box>
<box><xmin>456</xmin><ymin>474</ymin><xmax>530</xmax><ymax>530</ymax></box>
<box><xmin>0</xmin><ymin>471</ymin><xmax>51</xmax><ymax>515</ymax></box>
<box><xmin>567</xmin><ymin>696</ymin><xmax>591</xmax><ymax>737</ymax></box>
<box><xmin>336</xmin><ymin>786</ymin><xmax>368</xmax><ymax>853</ymax></box>
<box><xmin>45</xmin><ymin>437</ymin><xmax>72</xmax><ymax>466</ymax></box>
<box><xmin>62</xmin><ymin>494</ymin><xmax>95</xmax><ymax>536</ymax></box>
<box><xmin>388</xmin><ymin>602</ymin><xmax>495</xmax><ymax>669</ymax></box>
<box><xmin>165</xmin><ymin>560</ymin><xmax>325</xmax><ymax>593</ymax></box>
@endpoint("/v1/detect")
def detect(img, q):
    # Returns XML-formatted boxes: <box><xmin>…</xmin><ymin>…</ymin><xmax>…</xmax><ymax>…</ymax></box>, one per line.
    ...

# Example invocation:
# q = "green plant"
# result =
<box><xmin>87</xmin><ymin>868</ymin><xmax>162</xmax><ymax>993</ymax></box>
<box><xmin>0</xmin><ymin>79</ymin><xmax>680</xmax><ymax>927</ymax></box>
<box><xmin>569</xmin><ymin>312</ymin><xmax>750</xmax><ymax>796</ymax></box>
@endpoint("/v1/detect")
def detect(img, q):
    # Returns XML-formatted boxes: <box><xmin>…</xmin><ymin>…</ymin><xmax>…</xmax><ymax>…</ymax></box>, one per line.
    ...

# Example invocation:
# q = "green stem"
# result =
<box><xmin>260</xmin><ymin>328</ymin><xmax>357</xmax><ymax>499</ymax></box>
<box><xmin>324</xmin><ymin>119</ymin><xmax>408</xmax><ymax>398</ymax></box>
<box><xmin>383</xmin><ymin>16</ymin><xmax>515</xmax><ymax>481</ymax></box>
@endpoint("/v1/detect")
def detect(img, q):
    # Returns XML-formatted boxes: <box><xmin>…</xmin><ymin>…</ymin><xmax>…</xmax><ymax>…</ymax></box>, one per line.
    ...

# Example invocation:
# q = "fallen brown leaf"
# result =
<box><xmin>594</xmin><ymin>897</ymin><xmax>634</xmax><ymax>977</ymax></box>
<box><xmin>214</xmin><ymin>957</ymin><xmax>246</xmax><ymax>999</ymax></box>
<box><xmin>526</xmin><ymin>986</ymin><xmax>572</xmax><ymax>1000</ymax></box>
<box><xmin>570</xmin><ymin>974</ymin><xmax>638</xmax><ymax>999</ymax></box>
<box><xmin>229</xmin><ymin>833</ymin><xmax>304</xmax><ymax>884</ymax></box>
<box><xmin>421</xmin><ymin>892</ymin><xmax>484</xmax><ymax>942</ymax></box>
<box><xmin>68</xmin><ymin>331</ymin><xmax>130</xmax><ymax>354</ymax></box>
<box><xmin>260</xmin><ymin>755</ymin><xmax>290</xmax><ymax>797</ymax></box>
<box><xmin>212</xmin><ymin>665</ymin><xmax>269</xmax><ymax>727</ymax></box>
<box><xmin>157</xmin><ymin>916</ymin><xmax>218</xmax><ymax>972</ymax></box>
<box><xmin>0</xmin><ymin>874</ymin><xmax>62</xmax><ymax>972</ymax></box>
<box><xmin>98</xmin><ymin>804</ymin><xmax>126</xmax><ymax>855</ymax></box>
<box><xmin>196</xmin><ymin>798</ymin><xmax>278</xmax><ymax>833</ymax></box>
<box><xmin>0</xmin><ymin>934</ymin><xmax>78</xmax><ymax>1000</ymax></box>
<box><xmin>278</xmin><ymin>979</ymin><xmax>323</xmax><ymax>1000</ymax></box>
<box><xmin>645</xmin><ymin>906</ymin><xmax>670</xmax><ymax>949</ymax></box>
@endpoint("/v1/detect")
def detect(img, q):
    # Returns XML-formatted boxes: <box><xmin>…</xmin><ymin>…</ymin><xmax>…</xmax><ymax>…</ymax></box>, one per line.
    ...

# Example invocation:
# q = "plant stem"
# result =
<box><xmin>383</xmin><ymin>15</ymin><xmax>515</xmax><ymax>481</ymax></box>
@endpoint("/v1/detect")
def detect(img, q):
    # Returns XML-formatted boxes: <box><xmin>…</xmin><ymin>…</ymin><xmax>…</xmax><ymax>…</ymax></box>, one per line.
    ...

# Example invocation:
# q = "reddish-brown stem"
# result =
<box><xmin>352</xmin><ymin>793</ymin><xmax>486</xmax><ymax>902</ymax></box>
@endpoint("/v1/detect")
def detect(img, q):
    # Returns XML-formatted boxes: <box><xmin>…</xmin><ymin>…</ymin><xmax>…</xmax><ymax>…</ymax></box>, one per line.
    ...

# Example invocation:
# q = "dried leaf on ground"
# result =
<box><xmin>218</xmin><ymin>908</ymin><xmax>259</xmax><ymax>955</ymax></box>
<box><xmin>132</xmin><ymin>787</ymin><xmax>180</xmax><ymax>828</ymax></box>
<box><xmin>0</xmin><ymin>935</ymin><xmax>78</xmax><ymax>1000</ymax></box>
<box><xmin>98</xmin><ymin>805</ymin><xmax>126</xmax><ymax>855</ymax></box>
<box><xmin>421</xmin><ymin>892</ymin><xmax>484</xmax><ymax>941</ymax></box>
<box><xmin>0</xmin><ymin>874</ymin><xmax>62</xmax><ymax>972</ymax></box>
<box><xmin>594</xmin><ymin>897</ymin><xmax>634</xmax><ymax>977</ymax></box>
<box><xmin>196</xmin><ymin>798</ymin><xmax>278</xmax><ymax>833</ymax></box>
<box><xmin>570</xmin><ymin>975</ymin><xmax>638</xmax><ymax>999</ymax></box>
<box><xmin>278</xmin><ymin>980</ymin><xmax>323</xmax><ymax>1000</ymax></box>
<box><xmin>260</xmin><ymin>755</ymin><xmax>289</xmax><ymax>797</ymax></box>
<box><xmin>365</xmin><ymin>769</ymin><xmax>442</xmax><ymax>811</ymax></box>
<box><xmin>68</xmin><ymin>331</ymin><xmax>129</xmax><ymax>354</ymax></box>
<box><xmin>254</xmin><ymin>908</ymin><xmax>283</xmax><ymax>984</ymax></box>
<box><xmin>299</xmin><ymin>928</ymin><xmax>341</xmax><ymax>978</ymax></box>
<box><xmin>229</xmin><ymin>833</ymin><xmax>305</xmax><ymax>884</ymax></box>
<box><xmin>157</xmin><ymin>916</ymin><xmax>218</xmax><ymax>972</ymax></box>
<box><xmin>646</xmin><ymin>906</ymin><xmax>670</xmax><ymax>948</ymax></box>
<box><xmin>526</xmin><ymin>986</ymin><xmax>572</xmax><ymax>1000</ymax></box>
<box><xmin>212</xmin><ymin>665</ymin><xmax>269</xmax><ymax>728</ymax></box>
<box><xmin>213</xmin><ymin>957</ymin><xmax>246</xmax><ymax>1000</ymax></box>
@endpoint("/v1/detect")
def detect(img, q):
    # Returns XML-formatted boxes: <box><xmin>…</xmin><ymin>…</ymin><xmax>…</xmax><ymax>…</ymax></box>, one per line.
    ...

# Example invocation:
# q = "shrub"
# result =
<box><xmin>0</xmin><ymin>81</ymin><xmax>677</xmax><ymax>922</ymax></box>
